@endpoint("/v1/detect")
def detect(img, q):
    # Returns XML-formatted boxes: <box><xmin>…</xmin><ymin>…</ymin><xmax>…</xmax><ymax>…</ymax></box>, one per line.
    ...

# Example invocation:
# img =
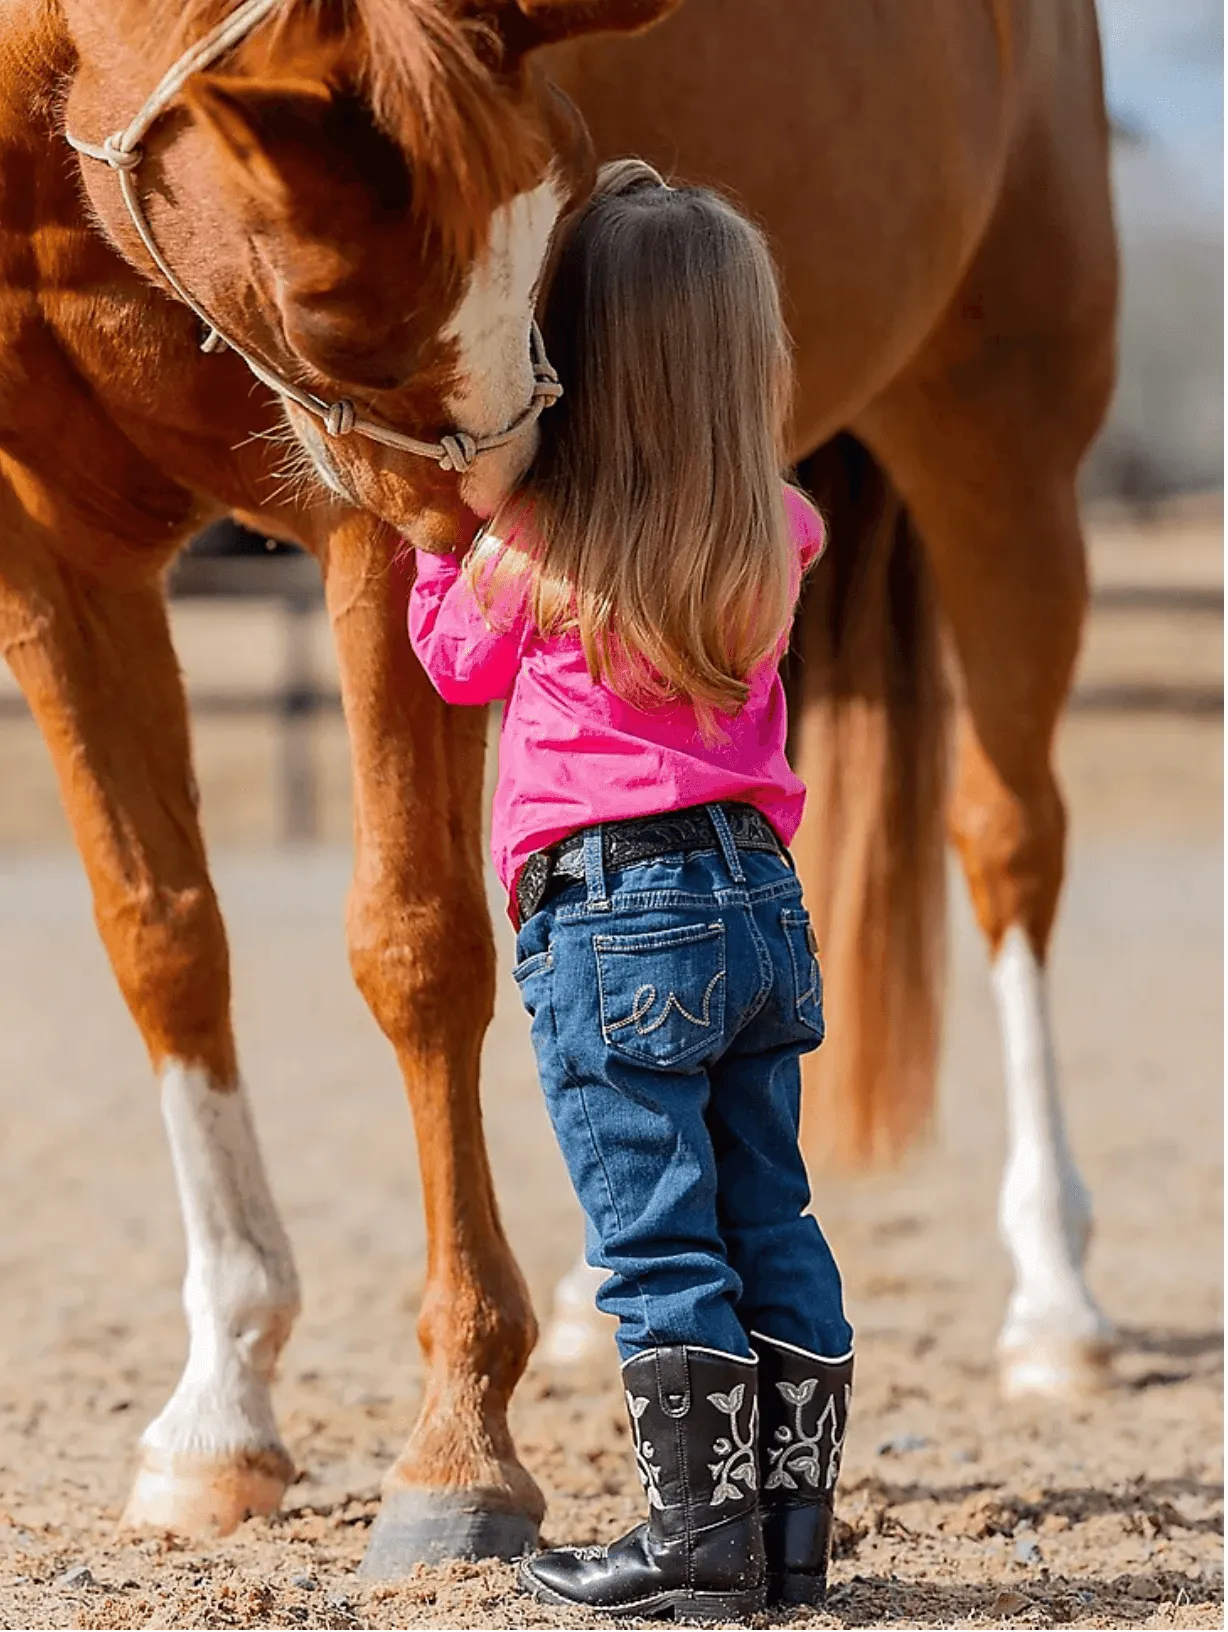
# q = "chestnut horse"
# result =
<box><xmin>0</xmin><ymin>0</ymin><xmax>1115</xmax><ymax>1577</ymax></box>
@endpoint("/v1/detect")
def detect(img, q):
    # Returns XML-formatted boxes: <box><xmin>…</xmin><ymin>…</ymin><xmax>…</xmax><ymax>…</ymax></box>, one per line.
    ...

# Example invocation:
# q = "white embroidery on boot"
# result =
<box><xmin>625</xmin><ymin>1392</ymin><xmax>666</xmax><ymax>1510</ymax></box>
<box><xmin>707</xmin><ymin>1384</ymin><xmax>758</xmax><ymax>1504</ymax></box>
<box><xmin>765</xmin><ymin>1380</ymin><xmax>850</xmax><ymax>1492</ymax></box>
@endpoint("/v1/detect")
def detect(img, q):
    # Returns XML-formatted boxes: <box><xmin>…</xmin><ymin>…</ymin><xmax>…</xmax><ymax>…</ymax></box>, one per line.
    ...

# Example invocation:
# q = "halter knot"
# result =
<box><xmin>324</xmin><ymin>398</ymin><xmax>356</xmax><ymax>438</ymax></box>
<box><xmin>102</xmin><ymin>136</ymin><xmax>143</xmax><ymax>171</ymax></box>
<box><xmin>438</xmin><ymin>432</ymin><xmax>478</xmax><ymax>473</ymax></box>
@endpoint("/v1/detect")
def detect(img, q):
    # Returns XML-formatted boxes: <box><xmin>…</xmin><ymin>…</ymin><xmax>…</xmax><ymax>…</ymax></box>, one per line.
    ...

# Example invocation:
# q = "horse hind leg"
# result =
<box><xmin>860</xmin><ymin>362</ymin><xmax>1116</xmax><ymax>1400</ymax></box>
<box><xmin>0</xmin><ymin>527</ymin><xmax>299</xmax><ymax>1530</ymax></box>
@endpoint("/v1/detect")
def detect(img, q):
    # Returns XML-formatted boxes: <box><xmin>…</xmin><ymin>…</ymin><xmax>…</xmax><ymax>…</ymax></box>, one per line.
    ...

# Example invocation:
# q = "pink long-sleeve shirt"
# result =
<box><xmin>408</xmin><ymin>484</ymin><xmax>824</xmax><ymax>913</ymax></box>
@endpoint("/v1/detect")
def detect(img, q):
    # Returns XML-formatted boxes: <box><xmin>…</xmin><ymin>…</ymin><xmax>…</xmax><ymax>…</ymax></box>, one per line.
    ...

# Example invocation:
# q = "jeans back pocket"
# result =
<box><xmin>594</xmin><ymin>921</ymin><xmax>726</xmax><ymax>1070</ymax></box>
<box><xmin>780</xmin><ymin>907</ymin><xmax>825</xmax><ymax>1040</ymax></box>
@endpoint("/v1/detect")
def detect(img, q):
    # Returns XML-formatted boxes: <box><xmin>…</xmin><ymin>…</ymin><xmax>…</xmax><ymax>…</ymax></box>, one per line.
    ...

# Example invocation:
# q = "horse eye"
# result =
<box><xmin>324</xmin><ymin>92</ymin><xmax>412</xmax><ymax>219</ymax></box>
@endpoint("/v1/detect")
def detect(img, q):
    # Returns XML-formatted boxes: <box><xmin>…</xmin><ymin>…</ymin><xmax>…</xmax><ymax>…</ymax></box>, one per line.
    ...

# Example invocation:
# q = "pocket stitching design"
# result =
<box><xmin>606</xmin><ymin>968</ymin><xmax>726</xmax><ymax>1038</ymax></box>
<box><xmin>595</xmin><ymin>922</ymin><xmax>726</xmax><ymax>1065</ymax></box>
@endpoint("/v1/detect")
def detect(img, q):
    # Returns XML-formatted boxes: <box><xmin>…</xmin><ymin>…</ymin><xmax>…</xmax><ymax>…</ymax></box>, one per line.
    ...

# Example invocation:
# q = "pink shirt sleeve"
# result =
<box><xmin>784</xmin><ymin>483</ymin><xmax>826</xmax><ymax>571</ymax></box>
<box><xmin>408</xmin><ymin>544</ymin><xmax>531</xmax><ymax>706</ymax></box>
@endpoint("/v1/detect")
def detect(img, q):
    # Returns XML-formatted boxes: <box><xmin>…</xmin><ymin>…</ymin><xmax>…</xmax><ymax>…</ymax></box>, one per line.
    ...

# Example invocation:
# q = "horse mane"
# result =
<box><xmin>115</xmin><ymin>0</ymin><xmax>547</xmax><ymax>260</ymax></box>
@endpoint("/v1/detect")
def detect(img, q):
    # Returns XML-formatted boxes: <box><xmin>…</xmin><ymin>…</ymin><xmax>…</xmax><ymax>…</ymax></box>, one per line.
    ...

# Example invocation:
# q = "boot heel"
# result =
<box><xmin>775</xmin><ymin>1571</ymin><xmax>827</xmax><ymax>1607</ymax></box>
<box><xmin>674</xmin><ymin>1587</ymin><xmax>767</xmax><ymax>1622</ymax></box>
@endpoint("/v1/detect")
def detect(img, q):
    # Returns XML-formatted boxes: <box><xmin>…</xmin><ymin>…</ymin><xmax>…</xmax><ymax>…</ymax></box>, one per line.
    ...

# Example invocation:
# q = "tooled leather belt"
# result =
<box><xmin>515</xmin><ymin>802</ymin><xmax>786</xmax><ymax>926</ymax></box>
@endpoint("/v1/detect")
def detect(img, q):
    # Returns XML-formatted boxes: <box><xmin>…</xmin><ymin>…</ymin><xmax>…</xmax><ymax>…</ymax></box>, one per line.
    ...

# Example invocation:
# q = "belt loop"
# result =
<box><xmin>707</xmin><ymin>804</ymin><xmax>746</xmax><ymax>884</ymax></box>
<box><xmin>582</xmin><ymin>824</ymin><xmax>611</xmax><ymax>912</ymax></box>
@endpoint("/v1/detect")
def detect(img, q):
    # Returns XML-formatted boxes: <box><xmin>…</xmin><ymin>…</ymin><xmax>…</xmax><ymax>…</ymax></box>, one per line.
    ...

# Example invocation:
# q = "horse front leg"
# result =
<box><xmin>321</xmin><ymin>516</ymin><xmax>542</xmax><ymax>1574</ymax></box>
<box><xmin>0</xmin><ymin>532</ymin><xmax>299</xmax><ymax>1533</ymax></box>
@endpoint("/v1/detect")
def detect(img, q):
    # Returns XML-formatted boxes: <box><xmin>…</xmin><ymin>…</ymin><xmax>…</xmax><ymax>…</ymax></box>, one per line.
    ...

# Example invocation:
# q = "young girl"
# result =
<box><xmin>409</xmin><ymin>160</ymin><xmax>853</xmax><ymax>1621</ymax></box>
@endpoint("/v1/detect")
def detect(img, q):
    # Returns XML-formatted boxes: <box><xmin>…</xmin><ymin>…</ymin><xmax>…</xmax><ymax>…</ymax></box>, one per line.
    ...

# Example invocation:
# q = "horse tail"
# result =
<box><xmin>786</xmin><ymin>434</ymin><xmax>950</xmax><ymax>1170</ymax></box>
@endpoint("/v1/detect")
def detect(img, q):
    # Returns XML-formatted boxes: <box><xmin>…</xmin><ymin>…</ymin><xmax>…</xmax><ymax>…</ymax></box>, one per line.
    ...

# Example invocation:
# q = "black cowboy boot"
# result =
<box><xmin>519</xmin><ymin>1347</ymin><xmax>766</xmax><ymax>1620</ymax></box>
<box><xmin>753</xmin><ymin>1333</ymin><xmax>853</xmax><ymax>1606</ymax></box>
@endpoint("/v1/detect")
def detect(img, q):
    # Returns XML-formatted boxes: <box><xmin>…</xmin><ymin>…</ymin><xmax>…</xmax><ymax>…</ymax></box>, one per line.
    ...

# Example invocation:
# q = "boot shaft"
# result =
<box><xmin>518</xmin><ymin>1346</ymin><xmax>767</xmax><ymax>1616</ymax></box>
<box><xmin>621</xmin><ymin>1345</ymin><xmax>761</xmax><ymax>1542</ymax></box>
<box><xmin>753</xmin><ymin>1332</ymin><xmax>852</xmax><ymax>1502</ymax></box>
<box><xmin>752</xmin><ymin>1332</ymin><xmax>854</xmax><ymax>1605</ymax></box>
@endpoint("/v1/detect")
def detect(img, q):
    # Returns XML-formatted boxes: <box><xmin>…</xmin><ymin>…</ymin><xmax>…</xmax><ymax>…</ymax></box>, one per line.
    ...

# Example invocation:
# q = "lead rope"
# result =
<box><xmin>64</xmin><ymin>0</ymin><xmax>561</xmax><ymax>474</ymax></box>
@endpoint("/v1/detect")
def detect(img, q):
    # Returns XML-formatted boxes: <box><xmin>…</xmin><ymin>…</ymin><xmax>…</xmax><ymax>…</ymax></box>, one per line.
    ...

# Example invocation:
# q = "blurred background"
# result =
<box><xmin>1088</xmin><ymin>0</ymin><xmax>1222</xmax><ymax>502</ymax></box>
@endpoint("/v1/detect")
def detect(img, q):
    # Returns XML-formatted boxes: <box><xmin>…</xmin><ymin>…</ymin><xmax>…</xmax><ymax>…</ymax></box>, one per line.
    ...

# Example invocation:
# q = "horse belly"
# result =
<box><xmin>542</xmin><ymin>0</ymin><xmax>1008</xmax><ymax>453</ymax></box>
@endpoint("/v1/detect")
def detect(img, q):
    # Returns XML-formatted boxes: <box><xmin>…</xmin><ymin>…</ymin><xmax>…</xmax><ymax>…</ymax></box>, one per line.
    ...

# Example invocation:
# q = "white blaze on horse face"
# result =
<box><xmin>991</xmin><ymin>927</ymin><xmax>1113</xmax><ymax>1395</ymax></box>
<box><xmin>444</xmin><ymin>173</ymin><xmax>564</xmax><ymax>518</ymax></box>
<box><xmin>133</xmin><ymin>1064</ymin><xmax>299</xmax><ymax>1477</ymax></box>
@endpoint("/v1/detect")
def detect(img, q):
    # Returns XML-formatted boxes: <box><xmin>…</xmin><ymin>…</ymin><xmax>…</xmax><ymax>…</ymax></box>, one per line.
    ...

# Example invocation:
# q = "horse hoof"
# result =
<box><xmin>358</xmin><ymin>1490</ymin><xmax>540</xmax><ymax>1576</ymax></box>
<box><xmin>999</xmin><ymin>1337</ymin><xmax>1115</xmax><ymax>1400</ymax></box>
<box><xmin>120</xmin><ymin>1446</ymin><xmax>293</xmax><ymax>1535</ymax></box>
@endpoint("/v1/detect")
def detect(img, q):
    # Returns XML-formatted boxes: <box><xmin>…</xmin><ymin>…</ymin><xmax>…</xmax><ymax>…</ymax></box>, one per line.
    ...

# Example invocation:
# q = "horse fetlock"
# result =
<box><xmin>997</xmin><ymin>1286</ymin><xmax>1115</xmax><ymax>1402</ymax></box>
<box><xmin>133</xmin><ymin>1066</ymin><xmax>299</xmax><ymax>1532</ymax></box>
<box><xmin>142</xmin><ymin>1318</ymin><xmax>292</xmax><ymax>1455</ymax></box>
<box><xmin>183</xmin><ymin>1246</ymin><xmax>300</xmax><ymax>1375</ymax></box>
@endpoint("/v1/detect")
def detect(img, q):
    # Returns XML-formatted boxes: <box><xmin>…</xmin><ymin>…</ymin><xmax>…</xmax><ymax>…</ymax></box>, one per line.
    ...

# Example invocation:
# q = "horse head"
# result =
<box><xmin>64</xmin><ymin>0</ymin><xmax>680</xmax><ymax>545</ymax></box>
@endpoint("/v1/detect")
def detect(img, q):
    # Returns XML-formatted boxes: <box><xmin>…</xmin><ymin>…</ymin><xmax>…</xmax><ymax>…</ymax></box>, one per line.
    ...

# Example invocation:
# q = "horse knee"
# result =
<box><xmin>94</xmin><ymin>878</ymin><xmax>234</xmax><ymax>1080</ymax></box>
<box><xmin>346</xmin><ymin>879</ymin><xmax>495</xmax><ymax>1053</ymax></box>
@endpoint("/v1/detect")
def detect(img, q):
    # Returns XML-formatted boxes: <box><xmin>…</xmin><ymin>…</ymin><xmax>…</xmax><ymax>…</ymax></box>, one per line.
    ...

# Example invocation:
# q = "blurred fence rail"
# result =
<box><xmin>0</xmin><ymin>507</ymin><xmax>1221</xmax><ymax>842</ymax></box>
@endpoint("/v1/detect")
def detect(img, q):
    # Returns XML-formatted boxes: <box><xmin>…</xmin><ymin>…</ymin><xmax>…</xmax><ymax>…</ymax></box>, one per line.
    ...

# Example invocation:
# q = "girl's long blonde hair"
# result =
<box><xmin>467</xmin><ymin>159</ymin><xmax>797</xmax><ymax>728</ymax></box>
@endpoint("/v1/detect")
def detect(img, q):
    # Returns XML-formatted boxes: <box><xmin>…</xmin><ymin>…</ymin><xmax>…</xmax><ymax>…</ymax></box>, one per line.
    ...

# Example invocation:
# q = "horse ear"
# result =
<box><xmin>183</xmin><ymin>76</ymin><xmax>335</xmax><ymax>212</ymax></box>
<box><xmin>490</xmin><ymin>0</ymin><xmax>682</xmax><ymax>54</ymax></box>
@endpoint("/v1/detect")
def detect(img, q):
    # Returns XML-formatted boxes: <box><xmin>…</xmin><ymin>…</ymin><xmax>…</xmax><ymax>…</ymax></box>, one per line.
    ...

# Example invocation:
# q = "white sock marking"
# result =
<box><xmin>140</xmin><ymin>1062</ymin><xmax>300</xmax><ymax>1463</ymax></box>
<box><xmin>443</xmin><ymin>173</ymin><xmax>564</xmax><ymax>518</ymax></box>
<box><xmin>992</xmin><ymin>927</ymin><xmax>1112</xmax><ymax>1357</ymax></box>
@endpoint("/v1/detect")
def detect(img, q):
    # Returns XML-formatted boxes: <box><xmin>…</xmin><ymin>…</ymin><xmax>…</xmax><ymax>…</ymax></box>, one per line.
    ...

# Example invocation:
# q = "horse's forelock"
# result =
<box><xmin>115</xmin><ymin>0</ymin><xmax>550</xmax><ymax>266</ymax></box>
<box><xmin>357</xmin><ymin>0</ymin><xmax>550</xmax><ymax>263</ymax></box>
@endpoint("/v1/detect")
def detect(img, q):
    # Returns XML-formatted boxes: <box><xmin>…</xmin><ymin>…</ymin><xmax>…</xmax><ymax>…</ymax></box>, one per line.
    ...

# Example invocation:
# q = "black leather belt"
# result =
<box><xmin>515</xmin><ymin>802</ymin><xmax>785</xmax><ymax>925</ymax></box>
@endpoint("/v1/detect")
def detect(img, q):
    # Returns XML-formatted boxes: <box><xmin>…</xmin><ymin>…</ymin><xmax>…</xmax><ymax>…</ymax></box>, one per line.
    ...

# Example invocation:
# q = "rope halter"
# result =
<box><xmin>65</xmin><ymin>0</ymin><xmax>562</xmax><ymax>476</ymax></box>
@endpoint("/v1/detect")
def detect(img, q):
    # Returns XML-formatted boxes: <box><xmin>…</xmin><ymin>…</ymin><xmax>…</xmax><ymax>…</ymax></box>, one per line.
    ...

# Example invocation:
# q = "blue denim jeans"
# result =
<box><xmin>513</xmin><ymin>805</ymin><xmax>853</xmax><ymax>1362</ymax></box>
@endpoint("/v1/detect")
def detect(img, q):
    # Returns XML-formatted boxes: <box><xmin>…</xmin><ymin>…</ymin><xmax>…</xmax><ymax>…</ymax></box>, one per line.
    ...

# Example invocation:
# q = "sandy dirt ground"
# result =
<box><xmin>0</xmin><ymin>509</ymin><xmax>1221</xmax><ymax>1630</ymax></box>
